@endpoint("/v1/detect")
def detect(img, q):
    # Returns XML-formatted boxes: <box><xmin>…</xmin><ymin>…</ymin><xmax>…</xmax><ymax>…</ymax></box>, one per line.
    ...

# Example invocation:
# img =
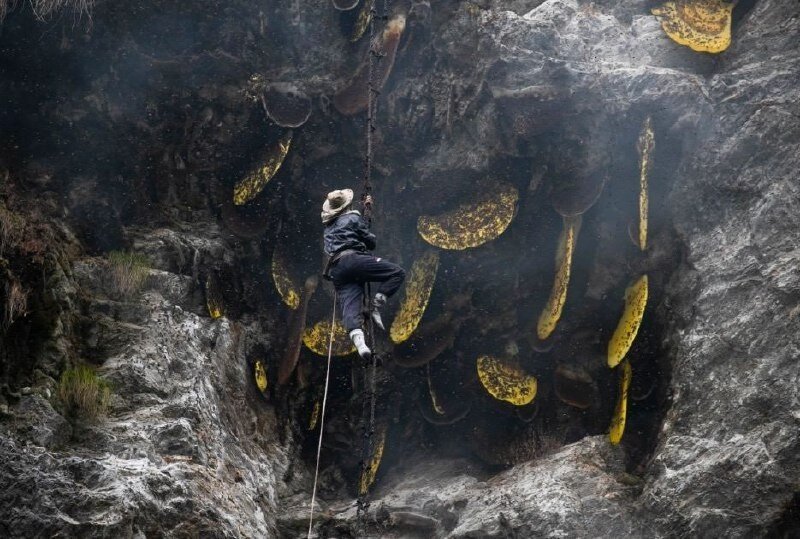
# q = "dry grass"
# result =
<box><xmin>0</xmin><ymin>204</ymin><xmax>54</xmax><ymax>262</ymax></box>
<box><xmin>0</xmin><ymin>206</ymin><xmax>25</xmax><ymax>257</ymax></box>
<box><xmin>0</xmin><ymin>0</ymin><xmax>93</xmax><ymax>21</ymax></box>
<box><xmin>107</xmin><ymin>250</ymin><xmax>150</xmax><ymax>298</ymax></box>
<box><xmin>57</xmin><ymin>364</ymin><xmax>111</xmax><ymax>419</ymax></box>
<box><xmin>3</xmin><ymin>278</ymin><xmax>28</xmax><ymax>331</ymax></box>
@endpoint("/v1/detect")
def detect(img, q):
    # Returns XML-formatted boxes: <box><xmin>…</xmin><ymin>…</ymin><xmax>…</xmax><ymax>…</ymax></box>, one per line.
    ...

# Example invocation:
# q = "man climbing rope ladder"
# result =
<box><xmin>322</xmin><ymin>188</ymin><xmax>406</xmax><ymax>360</ymax></box>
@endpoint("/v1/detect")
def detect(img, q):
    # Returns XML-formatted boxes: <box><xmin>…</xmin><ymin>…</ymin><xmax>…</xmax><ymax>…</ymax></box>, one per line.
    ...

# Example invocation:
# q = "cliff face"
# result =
<box><xmin>0</xmin><ymin>0</ymin><xmax>798</xmax><ymax>537</ymax></box>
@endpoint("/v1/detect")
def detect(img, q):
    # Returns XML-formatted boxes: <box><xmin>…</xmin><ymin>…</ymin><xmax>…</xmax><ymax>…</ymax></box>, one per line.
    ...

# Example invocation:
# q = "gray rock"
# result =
<box><xmin>0</xmin><ymin>228</ymin><xmax>289</xmax><ymax>537</ymax></box>
<box><xmin>642</xmin><ymin>0</ymin><xmax>800</xmax><ymax>536</ymax></box>
<box><xmin>295</xmin><ymin>437</ymin><xmax>640</xmax><ymax>538</ymax></box>
<box><xmin>13</xmin><ymin>395</ymin><xmax>72</xmax><ymax>448</ymax></box>
<box><xmin>1</xmin><ymin>0</ymin><xmax>799</xmax><ymax>537</ymax></box>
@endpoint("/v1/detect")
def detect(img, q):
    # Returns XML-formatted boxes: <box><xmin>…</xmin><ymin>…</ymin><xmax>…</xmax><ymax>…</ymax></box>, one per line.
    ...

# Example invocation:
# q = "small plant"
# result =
<box><xmin>57</xmin><ymin>364</ymin><xmax>111</xmax><ymax>419</ymax></box>
<box><xmin>0</xmin><ymin>205</ymin><xmax>25</xmax><ymax>256</ymax></box>
<box><xmin>107</xmin><ymin>250</ymin><xmax>150</xmax><ymax>297</ymax></box>
<box><xmin>3</xmin><ymin>278</ymin><xmax>28</xmax><ymax>331</ymax></box>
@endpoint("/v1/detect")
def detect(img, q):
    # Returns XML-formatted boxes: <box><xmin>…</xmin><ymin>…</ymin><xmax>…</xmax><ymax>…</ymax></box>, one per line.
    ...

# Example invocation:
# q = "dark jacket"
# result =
<box><xmin>323</xmin><ymin>210</ymin><xmax>376</xmax><ymax>256</ymax></box>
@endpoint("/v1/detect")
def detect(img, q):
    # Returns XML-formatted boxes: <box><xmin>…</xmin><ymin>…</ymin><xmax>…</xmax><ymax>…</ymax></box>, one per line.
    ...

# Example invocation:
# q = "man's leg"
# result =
<box><xmin>333</xmin><ymin>279</ymin><xmax>371</xmax><ymax>360</ymax></box>
<box><xmin>344</xmin><ymin>254</ymin><xmax>406</xmax><ymax>331</ymax></box>
<box><xmin>348</xmin><ymin>254</ymin><xmax>406</xmax><ymax>299</ymax></box>
<box><xmin>336</xmin><ymin>281</ymin><xmax>364</xmax><ymax>332</ymax></box>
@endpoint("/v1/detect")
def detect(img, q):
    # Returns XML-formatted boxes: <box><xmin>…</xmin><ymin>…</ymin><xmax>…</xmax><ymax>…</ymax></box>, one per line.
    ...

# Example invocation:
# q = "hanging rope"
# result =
<box><xmin>310</xmin><ymin>1</ymin><xmax>391</xmax><ymax>534</ymax></box>
<box><xmin>307</xmin><ymin>293</ymin><xmax>338</xmax><ymax>539</ymax></box>
<box><xmin>355</xmin><ymin>0</ymin><xmax>390</xmax><ymax>534</ymax></box>
<box><xmin>360</xmin><ymin>0</ymin><xmax>377</xmax><ymax>224</ymax></box>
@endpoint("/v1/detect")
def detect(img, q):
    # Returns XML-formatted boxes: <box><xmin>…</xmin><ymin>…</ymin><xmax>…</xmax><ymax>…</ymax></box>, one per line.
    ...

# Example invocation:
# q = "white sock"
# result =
<box><xmin>349</xmin><ymin>329</ymin><xmax>372</xmax><ymax>360</ymax></box>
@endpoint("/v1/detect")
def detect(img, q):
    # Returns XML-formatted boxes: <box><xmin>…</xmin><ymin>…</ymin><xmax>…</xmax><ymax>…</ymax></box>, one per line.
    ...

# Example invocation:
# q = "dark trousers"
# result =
<box><xmin>330</xmin><ymin>253</ymin><xmax>406</xmax><ymax>331</ymax></box>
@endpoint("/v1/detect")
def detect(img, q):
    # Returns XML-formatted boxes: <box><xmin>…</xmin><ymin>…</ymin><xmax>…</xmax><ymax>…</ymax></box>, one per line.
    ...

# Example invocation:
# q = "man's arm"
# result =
<box><xmin>359</xmin><ymin>195</ymin><xmax>377</xmax><ymax>250</ymax></box>
<box><xmin>358</xmin><ymin>216</ymin><xmax>377</xmax><ymax>250</ymax></box>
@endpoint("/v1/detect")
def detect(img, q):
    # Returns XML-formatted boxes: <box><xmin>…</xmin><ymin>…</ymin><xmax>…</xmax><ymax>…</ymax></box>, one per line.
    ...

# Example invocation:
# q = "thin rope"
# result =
<box><xmin>307</xmin><ymin>293</ymin><xmax>338</xmax><ymax>539</ymax></box>
<box><xmin>362</xmin><ymin>0</ymin><xmax>377</xmax><ymax>224</ymax></box>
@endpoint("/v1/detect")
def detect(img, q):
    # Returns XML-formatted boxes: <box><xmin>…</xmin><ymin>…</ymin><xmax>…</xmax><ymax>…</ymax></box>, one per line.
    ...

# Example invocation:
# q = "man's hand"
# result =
<box><xmin>363</xmin><ymin>195</ymin><xmax>373</xmax><ymax>206</ymax></box>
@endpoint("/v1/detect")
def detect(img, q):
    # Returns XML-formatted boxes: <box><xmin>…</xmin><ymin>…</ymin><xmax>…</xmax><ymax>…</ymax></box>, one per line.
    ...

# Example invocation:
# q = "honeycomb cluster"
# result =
<box><xmin>243</xmin><ymin>4</ymin><xmax>680</xmax><ymax>492</ymax></box>
<box><xmin>233</xmin><ymin>132</ymin><xmax>292</xmax><ymax>206</ymax></box>
<box><xmin>390</xmin><ymin>251</ymin><xmax>439</xmax><ymax>344</ymax></box>
<box><xmin>417</xmin><ymin>183</ymin><xmax>519</xmax><ymax>250</ymax></box>
<box><xmin>476</xmin><ymin>355</ymin><xmax>537</xmax><ymax>406</ymax></box>
<box><xmin>271</xmin><ymin>247</ymin><xmax>301</xmax><ymax>309</ymax></box>
<box><xmin>303</xmin><ymin>319</ymin><xmax>356</xmax><ymax>357</ymax></box>
<box><xmin>652</xmin><ymin>0</ymin><xmax>734</xmax><ymax>53</ymax></box>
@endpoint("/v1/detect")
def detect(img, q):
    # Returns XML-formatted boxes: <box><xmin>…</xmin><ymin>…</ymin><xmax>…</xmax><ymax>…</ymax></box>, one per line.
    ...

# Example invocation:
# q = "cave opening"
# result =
<box><xmin>273</xmin><ymin>98</ymin><xmax>687</xmax><ymax>501</ymax></box>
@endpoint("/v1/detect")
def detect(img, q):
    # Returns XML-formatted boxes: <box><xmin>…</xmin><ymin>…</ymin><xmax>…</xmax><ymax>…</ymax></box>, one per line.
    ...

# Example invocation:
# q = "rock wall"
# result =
<box><xmin>1</xmin><ymin>225</ymin><xmax>291</xmax><ymax>537</ymax></box>
<box><xmin>645</xmin><ymin>0</ymin><xmax>800</xmax><ymax>535</ymax></box>
<box><xmin>0</xmin><ymin>0</ymin><xmax>798</xmax><ymax>537</ymax></box>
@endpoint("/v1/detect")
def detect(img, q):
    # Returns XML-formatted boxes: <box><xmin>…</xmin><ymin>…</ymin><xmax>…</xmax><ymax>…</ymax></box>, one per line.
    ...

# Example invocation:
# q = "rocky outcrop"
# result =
<box><xmin>644</xmin><ymin>0</ymin><xmax>800</xmax><ymax>535</ymax></box>
<box><xmin>0</xmin><ymin>225</ymin><xmax>291</xmax><ymax>537</ymax></box>
<box><xmin>281</xmin><ymin>437</ymin><xmax>642</xmax><ymax>538</ymax></box>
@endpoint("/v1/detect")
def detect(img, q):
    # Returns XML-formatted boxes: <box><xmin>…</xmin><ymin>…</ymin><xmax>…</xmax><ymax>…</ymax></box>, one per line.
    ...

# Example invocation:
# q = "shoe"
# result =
<box><xmin>371</xmin><ymin>293</ymin><xmax>387</xmax><ymax>331</ymax></box>
<box><xmin>349</xmin><ymin>329</ymin><xmax>372</xmax><ymax>360</ymax></box>
<box><xmin>371</xmin><ymin>311</ymin><xmax>385</xmax><ymax>331</ymax></box>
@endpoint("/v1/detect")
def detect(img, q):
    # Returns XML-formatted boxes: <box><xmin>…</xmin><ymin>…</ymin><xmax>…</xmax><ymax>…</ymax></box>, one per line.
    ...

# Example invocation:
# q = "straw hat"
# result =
<box><xmin>321</xmin><ymin>188</ymin><xmax>354</xmax><ymax>224</ymax></box>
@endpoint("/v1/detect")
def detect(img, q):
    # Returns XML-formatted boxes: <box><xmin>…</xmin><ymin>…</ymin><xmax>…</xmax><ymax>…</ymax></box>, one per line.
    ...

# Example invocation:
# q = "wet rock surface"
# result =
<box><xmin>0</xmin><ymin>226</ymin><xmax>291</xmax><ymax>537</ymax></box>
<box><xmin>0</xmin><ymin>0</ymin><xmax>798</xmax><ymax>537</ymax></box>
<box><xmin>645</xmin><ymin>0</ymin><xmax>800</xmax><ymax>535</ymax></box>
<box><xmin>281</xmin><ymin>436</ymin><xmax>641</xmax><ymax>538</ymax></box>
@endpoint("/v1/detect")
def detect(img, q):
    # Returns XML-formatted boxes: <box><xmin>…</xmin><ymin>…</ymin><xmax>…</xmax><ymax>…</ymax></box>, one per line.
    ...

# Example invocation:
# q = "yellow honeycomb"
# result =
<box><xmin>271</xmin><ymin>247</ymin><xmax>301</xmax><ymax>309</ymax></box>
<box><xmin>537</xmin><ymin>215</ymin><xmax>581</xmax><ymax>340</ymax></box>
<box><xmin>254</xmin><ymin>359</ymin><xmax>268</xmax><ymax>394</ymax></box>
<box><xmin>302</xmin><ymin>319</ymin><xmax>356</xmax><ymax>357</ymax></box>
<box><xmin>476</xmin><ymin>355</ymin><xmax>537</xmax><ymax>406</ymax></box>
<box><xmin>205</xmin><ymin>275</ymin><xmax>225</xmax><ymax>319</ymax></box>
<box><xmin>637</xmin><ymin>117</ymin><xmax>655</xmax><ymax>251</ymax></box>
<box><xmin>608</xmin><ymin>275</ymin><xmax>649</xmax><ymax>368</ymax></box>
<box><xmin>417</xmin><ymin>183</ymin><xmax>518</xmax><ymax>250</ymax></box>
<box><xmin>652</xmin><ymin>0</ymin><xmax>734</xmax><ymax>53</ymax></box>
<box><xmin>233</xmin><ymin>132</ymin><xmax>292</xmax><ymax>206</ymax></box>
<box><xmin>309</xmin><ymin>400</ymin><xmax>321</xmax><ymax>431</ymax></box>
<box><xmin>427</xmin><ymin>363</ymin><xmax>446</xmax><ymax>415</ymax></box>
<box><xmin>390</xmin><ymin>251</ymin><xmax>439</xmax><ymax>344</ymax></box>
<box><xmin>358</xmin><ymin>426</ymin><xmax>386</xmax><ymax>495</ymax></box>
<box><xmin>609</xmin><ymin>359</ymin><xmax>632</xmax><ymax>445</ymax></box>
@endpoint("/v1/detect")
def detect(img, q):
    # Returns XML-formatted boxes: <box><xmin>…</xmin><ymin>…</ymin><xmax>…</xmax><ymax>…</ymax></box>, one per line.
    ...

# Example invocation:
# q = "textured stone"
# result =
<box><xmin>1</xmin><ymin>0</ymin><xmax>798</xmax><ymax>537</ymax></box>
<box><xmin>642</xmin><ymin>0</ymin><xmax>800</xmax><ymax>535</ymax></box>
<box><xmin>287</xmin><ymin>437</ymin><xmax>640</xmax><ymax>538</ymax></box>
<box><xmin>0</xmin><ymin>228</ymin><xmax>289</xmax><ymax>538</ymax></box>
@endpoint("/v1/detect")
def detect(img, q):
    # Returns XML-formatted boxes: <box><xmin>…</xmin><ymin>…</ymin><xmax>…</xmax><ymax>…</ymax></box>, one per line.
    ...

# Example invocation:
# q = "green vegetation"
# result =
<box><xmin>57</xmin><ymin>365</ymin><xmax>111</xmax><ymax>419</ymax></box>
<box><xmin>107</xmin><ymin>250</ymin><xmax>150</xmax><ymax>297</ymax></box>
